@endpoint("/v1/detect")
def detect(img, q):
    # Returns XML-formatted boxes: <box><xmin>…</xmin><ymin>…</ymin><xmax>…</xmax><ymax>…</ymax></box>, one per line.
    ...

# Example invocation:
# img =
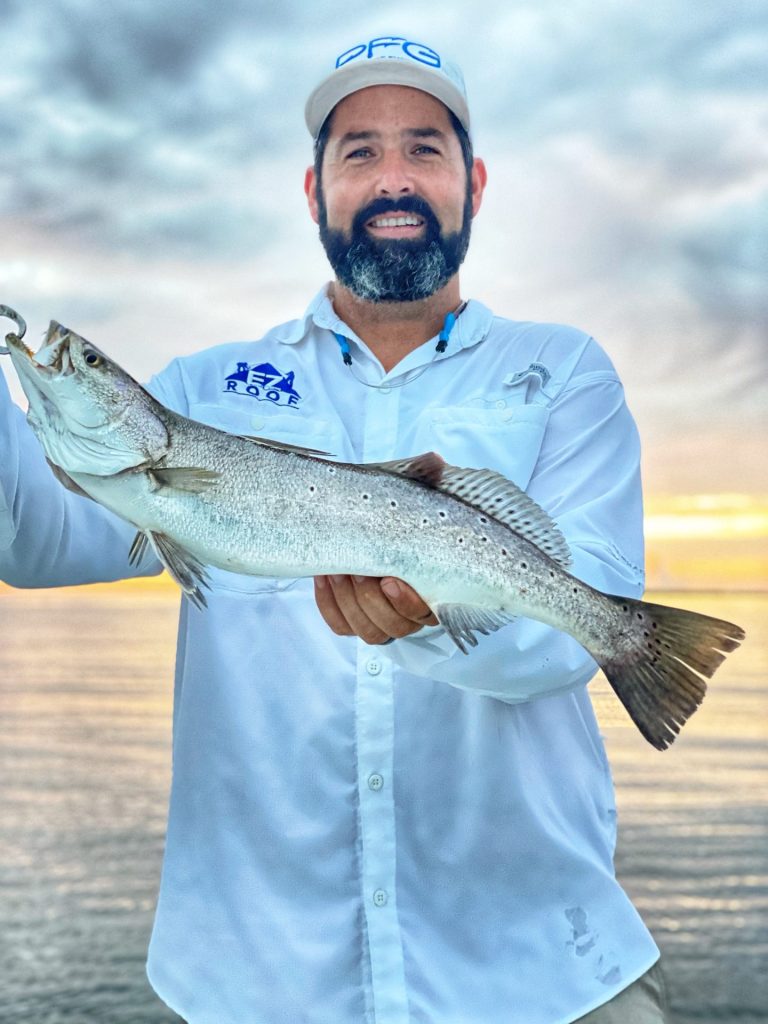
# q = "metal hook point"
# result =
<box><xmin>0</xmin><ymin>304</ymin><xmax>27</xmax><ymax>354</ymax></box>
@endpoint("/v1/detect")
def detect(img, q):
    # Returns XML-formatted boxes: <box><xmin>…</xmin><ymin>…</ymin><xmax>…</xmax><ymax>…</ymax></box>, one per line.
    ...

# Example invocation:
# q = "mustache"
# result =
<box><xmin>350</xmin><ymin>195</ymin><xmax>441</xmax><ymax>238</ymax></box>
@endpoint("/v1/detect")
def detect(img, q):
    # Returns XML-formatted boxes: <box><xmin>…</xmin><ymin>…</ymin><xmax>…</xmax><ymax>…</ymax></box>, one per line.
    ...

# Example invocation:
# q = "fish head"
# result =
<box><xmin>6</xmin><ymin>320</ymin><xmax>170</xmax><ymax>476</ymax></box>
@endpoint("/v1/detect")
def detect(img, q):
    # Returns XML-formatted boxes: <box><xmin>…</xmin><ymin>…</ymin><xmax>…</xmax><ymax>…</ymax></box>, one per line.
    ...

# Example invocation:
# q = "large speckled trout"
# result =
<box><xmin>0</xmin><ymin>306</ymin><xmax>745</xmax><ymax>749</ymax></box>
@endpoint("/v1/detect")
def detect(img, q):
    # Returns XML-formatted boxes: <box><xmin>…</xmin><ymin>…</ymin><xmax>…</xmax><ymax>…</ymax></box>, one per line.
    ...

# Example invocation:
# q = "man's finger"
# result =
<box><xmin>314</xmin><ymin>575</ymin><xmax>355</xmax><ymax>636</ymax></box>
<box><xmin>327</xmin><ymin>575</ymin><xmax>391</xmax><ymax>645</ymax></box>
<box><xmin>380</xmin><ymin>578</ymin><xmax>439</xmax><ymax>626</ymax></box>
<box><xmin>351</xmin><ymin>575</ymin><xmax>429</xmax><ymax>638</ymax></box>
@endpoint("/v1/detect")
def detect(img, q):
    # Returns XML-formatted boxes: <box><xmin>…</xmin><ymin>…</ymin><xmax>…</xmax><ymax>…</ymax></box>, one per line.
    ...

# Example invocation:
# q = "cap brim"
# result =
<box><xmin>305</xmin><ymin>61</ymin><xmax>470</xmax><ymax>138</ymax></box>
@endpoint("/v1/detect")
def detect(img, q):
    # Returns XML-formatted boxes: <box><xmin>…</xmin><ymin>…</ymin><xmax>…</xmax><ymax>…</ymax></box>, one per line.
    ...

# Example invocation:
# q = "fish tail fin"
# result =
<box><xmin>597</xmin><ymin>598</ymin><xmax>745</xmax><ymax>750</ymax></box>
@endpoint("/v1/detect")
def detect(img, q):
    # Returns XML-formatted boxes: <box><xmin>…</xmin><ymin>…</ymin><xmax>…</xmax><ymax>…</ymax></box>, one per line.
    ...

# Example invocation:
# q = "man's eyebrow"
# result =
<box><xmin>335</xmin><ymin>127</ymin><xmax>448</xmax><ymax>147</ymax></box>
<box><xmin>336</xmin><ymin>130</ymin><xmax>378</xmax><ymax>147</ymax></box>
<box><xmin>406</xmin><ymin>127</ymin><xmax>447</xmax><ymax>141</ymax></box>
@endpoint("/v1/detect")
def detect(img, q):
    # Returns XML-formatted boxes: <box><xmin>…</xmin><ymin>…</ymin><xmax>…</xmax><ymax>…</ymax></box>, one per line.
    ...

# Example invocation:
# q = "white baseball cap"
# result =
<box><xmin>305</xmin><ymin>35</ymin><xmax>470</xmax><ymax>139</ymax></box>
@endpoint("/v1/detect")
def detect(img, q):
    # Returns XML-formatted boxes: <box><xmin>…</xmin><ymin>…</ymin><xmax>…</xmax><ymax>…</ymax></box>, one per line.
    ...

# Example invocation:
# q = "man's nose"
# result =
<box><xmin>374</xmin><ymin>153</ymin><xmax>414</xmax><ymax>196</ymax></box>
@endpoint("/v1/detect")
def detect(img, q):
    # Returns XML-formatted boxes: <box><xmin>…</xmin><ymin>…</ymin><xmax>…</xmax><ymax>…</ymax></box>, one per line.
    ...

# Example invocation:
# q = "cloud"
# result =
<box><xmin>1</xmin><ymin>0</ymin><xmax>765</xmax><ymax>493</ymax></box>
<box><xmin>677</xmin><ymin>196</ymin><xmax>768</xmax><ymax>323</ymax></box>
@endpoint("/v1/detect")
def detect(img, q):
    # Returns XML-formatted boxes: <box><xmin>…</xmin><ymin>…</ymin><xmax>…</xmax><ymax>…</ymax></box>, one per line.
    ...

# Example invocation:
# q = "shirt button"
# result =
<box><xmin>378</xmin><ymin>386</ymin><xmax>391</xmax><ymax>395</ymax></box>
<box><xmin>368</xmin><ymin>773</ymin><xmax>384</xmax><ymax>791</ymax></box>
<box><xmin>495</xmin><ymin>400</ymin><xmax>506</xmax><ymax>410</ymax></box>
<box><xmin>366</xmin><ymin>659</ymin><xmax>382</xmax><ymax>676</ymax></box>
<box><xmin>373</xmin><ymin>889</ymin><xmax>388</xmax><ymax>907</ymax></box>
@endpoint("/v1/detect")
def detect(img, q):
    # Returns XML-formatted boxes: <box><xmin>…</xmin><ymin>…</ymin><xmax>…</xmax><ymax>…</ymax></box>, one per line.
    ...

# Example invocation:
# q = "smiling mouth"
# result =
<box><xmin>366</xmin><ymin>213</ymin><xmax>425</xmax><ymax>232</ymax></box>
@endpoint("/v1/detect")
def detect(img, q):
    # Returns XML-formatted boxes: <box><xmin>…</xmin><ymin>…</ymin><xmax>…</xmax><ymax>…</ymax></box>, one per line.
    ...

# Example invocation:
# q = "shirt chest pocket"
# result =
<box><xmin>411</xmin><ymin>404</ymin><xmax>550</xmax><ymax>491</ymax></box>
<box><xmin>186</xmin><ymin>401</ymin><xmax>341</xmax><ymax>596</ymax></box>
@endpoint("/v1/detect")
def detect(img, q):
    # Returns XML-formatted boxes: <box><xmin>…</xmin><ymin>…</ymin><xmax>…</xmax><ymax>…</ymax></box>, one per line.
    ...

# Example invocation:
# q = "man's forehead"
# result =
<box><xmin>328</xmin><ymin>84</ymin><xmax>453</xmax><ymax>136</ymax></box>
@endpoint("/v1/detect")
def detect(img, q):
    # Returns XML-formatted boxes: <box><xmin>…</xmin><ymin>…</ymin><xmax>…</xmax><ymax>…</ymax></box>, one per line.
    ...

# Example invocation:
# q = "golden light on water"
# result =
<box><xmin>645</xmin><ymin>494</ymin><xmax>768</xmax><ymax>539</ymax></box>
<box><xmin>644</xmin><ymin>494</ymin><xmax>768</xmax><ymax>591</ymax></box>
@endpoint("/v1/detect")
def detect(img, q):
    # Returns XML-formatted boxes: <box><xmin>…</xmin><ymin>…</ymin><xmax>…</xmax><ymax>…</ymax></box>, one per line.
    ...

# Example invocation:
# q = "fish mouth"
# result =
<box><xmin>35</xmin><ymin>321</ymin><xmax>76</xmax><ymax>377</ymax></box>
<box><xmin>5</xmin><ymin>319</ymin><xmax>76</xmax><ymax>379</ymax></box>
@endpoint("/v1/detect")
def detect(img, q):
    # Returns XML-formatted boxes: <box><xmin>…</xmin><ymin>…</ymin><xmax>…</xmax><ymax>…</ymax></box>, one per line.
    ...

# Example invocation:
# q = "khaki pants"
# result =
<box><xmin>574</xmin><ymin>961</ymin><xmax>669</xmax><ymax>1023</ymax></box>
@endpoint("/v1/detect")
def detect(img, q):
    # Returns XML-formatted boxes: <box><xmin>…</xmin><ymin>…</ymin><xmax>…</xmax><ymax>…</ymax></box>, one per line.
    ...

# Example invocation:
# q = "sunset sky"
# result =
<box><xmin>1</xmin><ymin>1</ymin><xmax>766</xmax><ymax>586</ymax></box>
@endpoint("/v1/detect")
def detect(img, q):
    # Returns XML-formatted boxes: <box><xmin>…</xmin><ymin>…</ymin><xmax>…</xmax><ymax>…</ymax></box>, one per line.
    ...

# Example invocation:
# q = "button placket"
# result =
<box><xmin>352</xmin><ymin>365</ymin><xmax>408</xmax><ymax>1021</ymax></box>
<box><xmin>355</xmin><ymin>646</ymin><xmax>408</xmax><ymax>1021</ymax></box>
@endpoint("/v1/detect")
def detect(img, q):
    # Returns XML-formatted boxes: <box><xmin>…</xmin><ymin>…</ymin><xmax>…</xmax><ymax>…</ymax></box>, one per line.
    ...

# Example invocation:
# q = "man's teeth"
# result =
<box><xmin>370</xmin><ymin>215</ymin><xmax>423</xmax><ymax>227</ymax></box>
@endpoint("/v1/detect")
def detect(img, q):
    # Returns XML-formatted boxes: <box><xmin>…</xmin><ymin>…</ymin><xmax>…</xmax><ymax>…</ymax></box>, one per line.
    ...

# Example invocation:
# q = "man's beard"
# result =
<box><xmin>317</xmin><ymin>186</ymin><xmax>473</xmax><ymax>304</ymax></box>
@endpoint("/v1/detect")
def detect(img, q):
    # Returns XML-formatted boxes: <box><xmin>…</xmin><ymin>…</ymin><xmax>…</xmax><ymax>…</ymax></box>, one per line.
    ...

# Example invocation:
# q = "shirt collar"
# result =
<box><xmin>276</xmin><ymin>283</ymin><xmax>495</xmax><ymax>355</ymax></box>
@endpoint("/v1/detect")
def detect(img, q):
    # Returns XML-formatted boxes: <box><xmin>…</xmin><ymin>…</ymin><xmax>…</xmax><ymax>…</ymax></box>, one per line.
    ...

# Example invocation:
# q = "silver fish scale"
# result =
<box><xmin>139</xmin><ymin>419</ymin><xmax>570</xmax><ymax>617</ymax></box>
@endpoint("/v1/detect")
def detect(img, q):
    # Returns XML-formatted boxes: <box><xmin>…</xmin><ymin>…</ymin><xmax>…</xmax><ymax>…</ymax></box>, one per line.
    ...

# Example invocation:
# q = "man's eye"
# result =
<box><xmin>414</xmin><ymin>145</ymin><xmax>439</xmax><ymax>155</ymax></box>
<box><xmin>347</xmin><ymin>148</ymin><xmax>373</xmax><ymax>159</ymax></box>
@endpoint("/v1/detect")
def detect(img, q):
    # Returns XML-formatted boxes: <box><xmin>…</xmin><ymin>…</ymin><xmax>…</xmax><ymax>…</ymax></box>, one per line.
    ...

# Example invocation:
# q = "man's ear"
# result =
<box><xmin>470</xmin><ymin>157</ymin><xmax>488</xmax><ymax>218</ymax></box>
<box><xmin>305</xmin><ymin>166</ymin><xmax>319</xmax><ymax>225</ymax></box>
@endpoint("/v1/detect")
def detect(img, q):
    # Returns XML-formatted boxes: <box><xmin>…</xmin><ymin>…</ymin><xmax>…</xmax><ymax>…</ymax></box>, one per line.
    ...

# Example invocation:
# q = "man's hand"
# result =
<box><xmin>314</xmin><ymin>575</ymin><xmax>439</xmax><ymax>645</ymax></box>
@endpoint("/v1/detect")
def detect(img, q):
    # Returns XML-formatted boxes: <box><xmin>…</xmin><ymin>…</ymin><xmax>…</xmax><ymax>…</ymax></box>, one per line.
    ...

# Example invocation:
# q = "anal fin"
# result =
<box><xmin>435</xmin><ymin>603</ymin><xmax>515</xmax><ymax>654</ymax></box>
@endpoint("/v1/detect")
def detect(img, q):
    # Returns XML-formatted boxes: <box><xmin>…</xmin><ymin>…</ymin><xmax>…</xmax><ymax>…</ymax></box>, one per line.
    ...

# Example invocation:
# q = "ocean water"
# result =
<box><xmin>0</xmin><ymin>588</ymin><xmax>765</xmax><ymax>1024</ymax></box>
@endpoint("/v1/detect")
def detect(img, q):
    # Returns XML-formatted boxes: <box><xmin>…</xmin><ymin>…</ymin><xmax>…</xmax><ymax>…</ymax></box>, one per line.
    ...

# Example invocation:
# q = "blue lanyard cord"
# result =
<box><xmin>436</xmin><ymin>311</ymin><xmax>456</xmax><ymax>353</ymax></box>
<box><xmin>332</xmin><ymin>303</ymin><xmax>464</xmax><ymax>390</ymax></box>
<box><xmin>335</xmin><ymin>334</ymin><xmax>353</xmax><ymax>366</ymax></box>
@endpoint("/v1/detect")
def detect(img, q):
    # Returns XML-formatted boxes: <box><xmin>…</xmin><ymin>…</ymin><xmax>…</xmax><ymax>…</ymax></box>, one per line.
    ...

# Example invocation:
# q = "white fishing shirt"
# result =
<box><xmin>0</xmin><ymin>285</ymin><xmax>659</xmax><ymax>1024</ymax></box>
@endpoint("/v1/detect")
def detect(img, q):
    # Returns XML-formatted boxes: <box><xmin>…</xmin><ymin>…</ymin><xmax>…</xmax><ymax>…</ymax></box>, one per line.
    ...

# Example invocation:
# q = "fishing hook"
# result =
<box><xmin>0</xmin><ymin>303</ymin><xmax>27</xmax><ymax>354</ymax></box>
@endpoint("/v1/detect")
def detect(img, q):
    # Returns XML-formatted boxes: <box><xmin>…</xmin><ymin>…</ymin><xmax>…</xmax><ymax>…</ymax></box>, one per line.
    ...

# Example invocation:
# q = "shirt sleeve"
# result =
<box><xmin>0</xmin><ymin>361</ymin><xmax>183</xmax><ymax>588</ymax></box>
<box><xmin>384</xmin><ymin>373</ymin><xmax>645</xmax><ymax>702</ymax></box>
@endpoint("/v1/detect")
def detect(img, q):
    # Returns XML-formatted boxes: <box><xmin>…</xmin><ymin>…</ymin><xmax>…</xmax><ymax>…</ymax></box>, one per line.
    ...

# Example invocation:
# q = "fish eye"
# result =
<box><xmin>84</xmin><ymin>350</ymin><xmax>102</xmax><ymax>367</ymax></box>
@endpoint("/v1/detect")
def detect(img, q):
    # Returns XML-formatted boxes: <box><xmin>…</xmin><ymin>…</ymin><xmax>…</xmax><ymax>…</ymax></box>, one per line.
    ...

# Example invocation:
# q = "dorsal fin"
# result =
<box><xmin>437</xmin><ymin>465</ymin><xmax>572</xmax><ymax>569</ymax></box>
<box><xmin>235</xmin><ymin>434</ymin><xmax>332</xmax><ymax>458</ymax></box>
<box><xmin>364</xmin><ymin>451</ymin><xmax>446</xmax><ymax>487</ymax></box>
<box><xmin>367</xmin><ymin>452</ymin><xmax>571</xmax><ymax>570</ymax></box>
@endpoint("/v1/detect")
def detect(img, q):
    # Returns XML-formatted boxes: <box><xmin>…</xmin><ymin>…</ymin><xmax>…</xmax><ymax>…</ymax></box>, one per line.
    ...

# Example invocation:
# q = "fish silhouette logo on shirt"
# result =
<box><xmin>224</xmin><ymin>361</ymin><xmax>302</xmax><ymax>408</ymax></box>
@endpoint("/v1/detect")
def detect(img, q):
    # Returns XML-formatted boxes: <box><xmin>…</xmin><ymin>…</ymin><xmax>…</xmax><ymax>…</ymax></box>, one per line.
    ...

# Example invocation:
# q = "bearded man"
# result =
<box><xmin>0</xmin><ymin>35</ymin><xmax>668</xmax><ymax>1024</ymax></box>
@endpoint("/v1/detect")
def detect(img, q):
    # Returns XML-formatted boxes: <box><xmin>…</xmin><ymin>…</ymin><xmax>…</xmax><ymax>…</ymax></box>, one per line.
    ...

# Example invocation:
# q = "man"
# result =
<box><xmin>1</xmin><ymin>35</ymin><xmax>668</xmax><ymax>1024</ymax></box>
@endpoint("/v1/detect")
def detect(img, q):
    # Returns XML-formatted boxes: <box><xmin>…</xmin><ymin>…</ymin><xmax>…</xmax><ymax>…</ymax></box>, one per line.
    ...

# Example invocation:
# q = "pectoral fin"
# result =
<box><xmin>147</xmin><ymin>467</ymin><xmax>221</xmax><ymax>494</ymax></box>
